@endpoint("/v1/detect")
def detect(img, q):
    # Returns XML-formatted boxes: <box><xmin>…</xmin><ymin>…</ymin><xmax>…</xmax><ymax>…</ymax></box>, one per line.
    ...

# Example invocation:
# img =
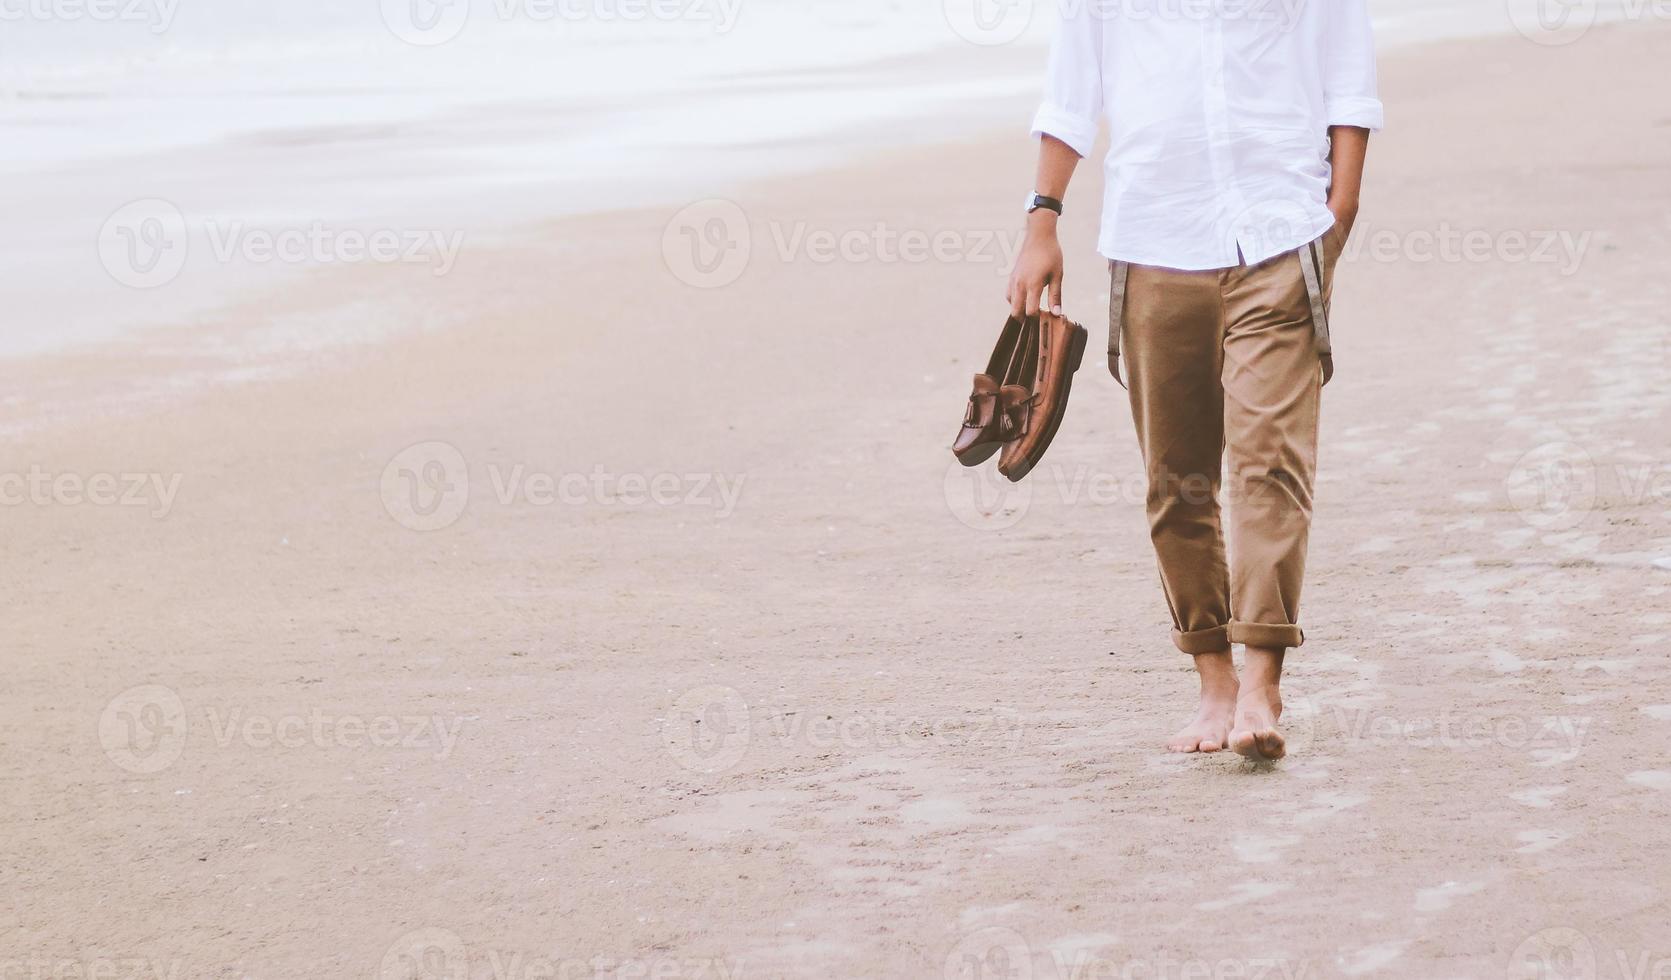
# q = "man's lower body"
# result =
<box><xmin>1110</xmin><ymin>230</ymin><xmax>1341</xmax><ymax>759</ymax></box>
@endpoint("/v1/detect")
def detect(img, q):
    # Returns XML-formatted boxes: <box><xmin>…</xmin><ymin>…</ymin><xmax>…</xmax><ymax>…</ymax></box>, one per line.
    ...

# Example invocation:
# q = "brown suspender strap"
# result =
<box><xmin>1107</xmin><ymin>260</ymin><xmax>1130</xmax><ymax>389</ymax></box>
<box><xmin>1110</xmin><ymin>246</ymin><xmax>1332</xmax><ymax>388</ymax></box>
<box><xmin>1299</xmin><ymin>239</ymin><xmax>1334</xmax><ymax>386</ymax></box>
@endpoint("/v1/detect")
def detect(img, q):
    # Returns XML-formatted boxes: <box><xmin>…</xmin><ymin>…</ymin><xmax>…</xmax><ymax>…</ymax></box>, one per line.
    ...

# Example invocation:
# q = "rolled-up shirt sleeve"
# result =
<box><xmin>1323</xmin><ymin>0</ymin><xmax>1385</xmax><ymax>131</ymax></box>
<box><xmin>1028</xmin><ymin>0</ymin><xmax>1104</xmax><ymax>157</ymax></box>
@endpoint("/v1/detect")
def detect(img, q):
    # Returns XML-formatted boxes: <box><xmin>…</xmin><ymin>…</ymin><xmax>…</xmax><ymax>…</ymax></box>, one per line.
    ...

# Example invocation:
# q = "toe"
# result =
<box><xmin>1256</xmin><ymin>729</ymin><xmax>1286</xmax><ymax>760</ymax></box>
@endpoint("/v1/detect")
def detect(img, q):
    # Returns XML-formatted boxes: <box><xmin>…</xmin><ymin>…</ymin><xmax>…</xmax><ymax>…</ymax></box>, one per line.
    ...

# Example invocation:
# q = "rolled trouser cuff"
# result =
<box><xmin>1228</xmin><ymin>621</ymin><xmax>1305</xmax><ymax>649</ymax></box>
<box><xmin>1171</xmin><ymin>624</ymin><xmax>1231</xmax><ymax>655</ymax></box>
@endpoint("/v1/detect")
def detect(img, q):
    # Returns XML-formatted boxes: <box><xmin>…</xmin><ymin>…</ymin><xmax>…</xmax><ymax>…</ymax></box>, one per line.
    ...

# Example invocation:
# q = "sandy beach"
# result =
<box><xmin>5</xmin><ymin>18</ymin><xmax>1671</xmax><ymax>980</ymax></box>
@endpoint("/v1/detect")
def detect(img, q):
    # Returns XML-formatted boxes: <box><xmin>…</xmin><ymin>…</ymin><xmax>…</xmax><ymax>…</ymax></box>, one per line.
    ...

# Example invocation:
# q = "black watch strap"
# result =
<box><xmin>1027</xmin><ymin>193</ymin><xmax>1063</xmax><ymax>216</ymax></box>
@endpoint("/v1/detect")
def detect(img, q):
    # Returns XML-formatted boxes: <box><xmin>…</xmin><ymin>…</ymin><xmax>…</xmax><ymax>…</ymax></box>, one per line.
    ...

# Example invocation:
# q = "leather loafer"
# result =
<box><xmin>998</xmin><ymin>311</ymin><xmax>1087</xmax><ymax>482</ymax></box>
<box><xmin>952</xmin><ymin>315</ymin><xmax>1030</xmax><ymax>466</ymax></box>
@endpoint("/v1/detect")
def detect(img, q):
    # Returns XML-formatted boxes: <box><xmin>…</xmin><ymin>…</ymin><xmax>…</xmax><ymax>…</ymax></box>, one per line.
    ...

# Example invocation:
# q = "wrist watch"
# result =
<box><xmin>1026</xmin><ymin>192</ymin><xmax>1063</xmax><ymax>216</ymax></box>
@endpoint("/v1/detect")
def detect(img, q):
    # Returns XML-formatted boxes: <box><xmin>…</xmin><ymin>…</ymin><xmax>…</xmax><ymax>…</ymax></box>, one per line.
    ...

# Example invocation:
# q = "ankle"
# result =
<box><xmin>1192</xmin><ymin>649</ymin><xmax>1239</xmax><ymax>700</ymax></box>
<box><xmin>1240</xmin><ymin>646</ymin><xmax>1286</xmax><ymax>691</ymax></box>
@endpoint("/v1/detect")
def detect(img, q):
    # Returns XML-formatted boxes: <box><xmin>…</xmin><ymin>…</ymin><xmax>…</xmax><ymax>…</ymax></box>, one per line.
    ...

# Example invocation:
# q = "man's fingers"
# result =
<box><xmin>1048</xmin><ymin>273</ymin><xmax>1064</xmax><ymax>317</ymax></box>
<box><xmin>1023</xmin><ymin>279</ymin><xmax>1041</xmax><ymax>317</ymax></box>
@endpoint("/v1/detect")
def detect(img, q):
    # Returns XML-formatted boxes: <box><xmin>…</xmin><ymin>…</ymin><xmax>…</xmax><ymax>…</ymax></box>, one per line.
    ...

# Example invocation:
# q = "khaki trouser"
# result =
<box><xmin>1108</xmin><ymin>230</ymin><xmax>1343</xmax><ymax>654</ymax></box>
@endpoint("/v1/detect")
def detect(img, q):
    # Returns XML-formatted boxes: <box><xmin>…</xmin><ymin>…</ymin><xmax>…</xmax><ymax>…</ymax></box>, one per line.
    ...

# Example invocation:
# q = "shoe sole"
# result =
<box><xmin>1002</xmin><ymin>323</ymin><xmax>1087</xmax><ymax>483</ymax></box>
<box><xmin>953</xmin><ymin>440</ymin><xmax>1002</xmax><ymax>467</ymax></box>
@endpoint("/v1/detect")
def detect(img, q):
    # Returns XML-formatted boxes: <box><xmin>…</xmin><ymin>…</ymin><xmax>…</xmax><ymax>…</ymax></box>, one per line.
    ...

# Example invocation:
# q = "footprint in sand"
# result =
<box><xmin>1294</xmin><ymin>792</ymin><xmax>1367</xmax><ymax>824</ymax></box>
<box><xmin>1626</xmin><ymin>770</ymin><xmax>1671</xmax><ymax>791</ymax></box>
<box><xmin>1195</xmin><ymin>881</ymin><xmax>1290</xmax><ymax>911</ymax></box>
<box><xmin>1487</xmin><ymin>647</ymin><xmax>1528</xmax><ymax>673</ymax></box>
<box><xmin>1046</xmin><ymin>934</ymin><xmax>1121</xmax><ymax>963</ymax></box>
<box><xmin>1571</xmin><ymin>659</ymin><xmax>1637</xmax><ymax>675</ymax></box>
<box><xmin>1515</xmin><ymin>829</ymin><xmax>1568</xmax><ymax>854</ymax></box>
<box><xmin>1509</xmin><ymin>786</ymin><xmax>1568</xmax><ymax>808</ymax></box>
<box><xmin>901</xmin><ymin>798</ymin><xmax>974</xmax><ymax>826</ymax></box>
<box><xmin>1232</xmin><ymin>833</ymin><xmax>1302</xmax><ymax>864</ymax></box>
<box><xmin>1530</xmin><ymin>746</ymin><xmax>1583</xmax><ymax>768</ymax></box>
<box><xmin>1413</xmin><ymin>880</ymin><xmax>1485</xmax><ymax>912</ymax></box>
<box><xmin>1337</xmin><ymin>941</ymin><xmax>1407</xmax><ymax>976</ymax></box>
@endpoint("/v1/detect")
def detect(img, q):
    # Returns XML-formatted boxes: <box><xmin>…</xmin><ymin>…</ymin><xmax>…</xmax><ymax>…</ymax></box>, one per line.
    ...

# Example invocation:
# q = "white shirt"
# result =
<box><xmin>1031</xmin><ymin>0</ymin><xmax>1384</xmax><ymax>270</ymax></box>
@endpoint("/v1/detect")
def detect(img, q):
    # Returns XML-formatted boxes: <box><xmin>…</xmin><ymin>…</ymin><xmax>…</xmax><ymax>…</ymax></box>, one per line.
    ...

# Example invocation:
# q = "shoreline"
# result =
<box><xmin>0</xmin><ymin>18</ymin><xmax>1647</xmax><ymax>433</ymax></box>
<box><xmin>0</xmin><ymin>36</ymin><xmax>1048</xmax><ymax>362</ymax></box>
<box><xmin>3</xmin><ymin>0</ymin><xmax>1654</xmax><ymax>367</ymax></box>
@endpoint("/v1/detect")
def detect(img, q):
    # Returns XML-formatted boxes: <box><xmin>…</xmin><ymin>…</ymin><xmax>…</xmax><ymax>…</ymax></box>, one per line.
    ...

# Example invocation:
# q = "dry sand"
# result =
<box><xmin>4</xmin><ymin>22</ymin><xmax>1671</xmax><ymax>980</ymax></box>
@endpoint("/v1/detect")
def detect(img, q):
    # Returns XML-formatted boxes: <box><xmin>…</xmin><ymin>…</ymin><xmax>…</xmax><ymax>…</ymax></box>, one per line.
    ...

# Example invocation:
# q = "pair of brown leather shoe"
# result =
<box><xmin>952</xmin><ymin>314</ymin><xmax>1031</xmax><ymax>466</ymax></box>
<box><xmin>952</xmin><ymin>311</ymin><xmax>1088</xmax><ymax>482</ymax></box>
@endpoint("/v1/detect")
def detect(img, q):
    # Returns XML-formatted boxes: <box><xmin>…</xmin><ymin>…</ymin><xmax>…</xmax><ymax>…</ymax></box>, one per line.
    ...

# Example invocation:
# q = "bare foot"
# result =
<box><xmin>1166</xmin><ymin>649</ymin><xmax>1238</xmax><ymax>753</ymax></box>
<box><xmin>1229</xmin><ymin>646</ymin><xmax>1286</xmax><ymax>760</ymax></box>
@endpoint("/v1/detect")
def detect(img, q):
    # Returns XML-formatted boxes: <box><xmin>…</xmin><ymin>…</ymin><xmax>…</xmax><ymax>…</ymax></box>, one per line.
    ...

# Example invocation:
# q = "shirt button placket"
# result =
<box><xmin>1202</xmin><ymin>13</ymin><xmax>1245</xmax><ymax>265</ymax></box>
